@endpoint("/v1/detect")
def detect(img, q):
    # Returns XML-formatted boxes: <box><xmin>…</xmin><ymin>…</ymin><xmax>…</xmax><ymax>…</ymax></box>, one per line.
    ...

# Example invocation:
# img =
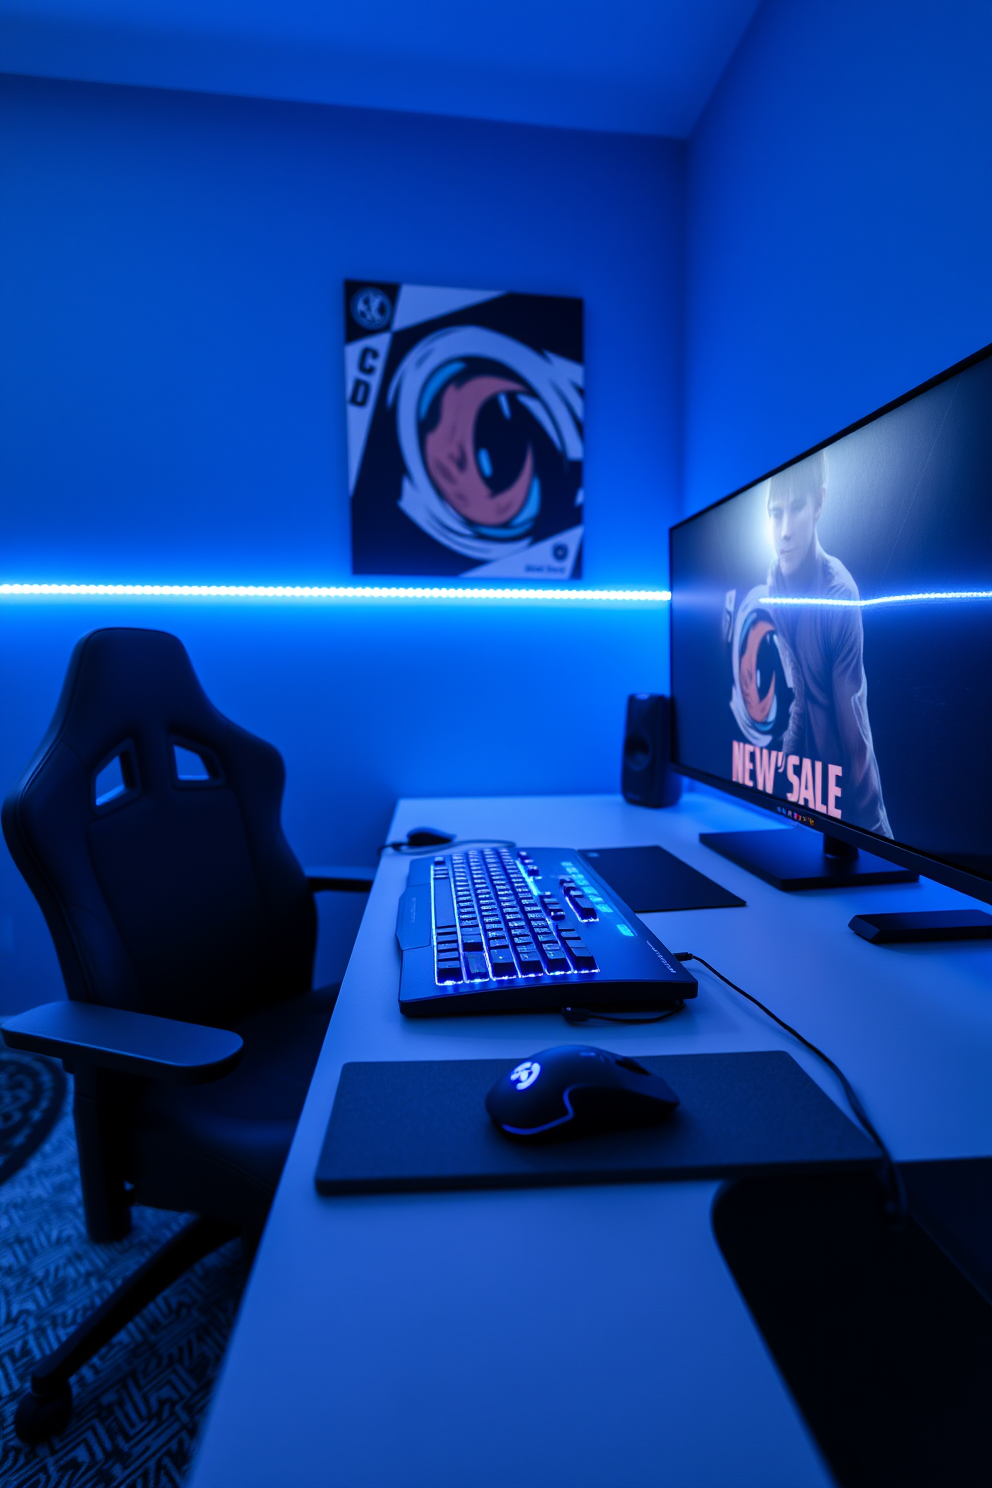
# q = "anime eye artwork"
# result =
<box><xmin>345</xmin><ymin>282</ymin><xmax>584</xmax><ymax>579</ymax></box>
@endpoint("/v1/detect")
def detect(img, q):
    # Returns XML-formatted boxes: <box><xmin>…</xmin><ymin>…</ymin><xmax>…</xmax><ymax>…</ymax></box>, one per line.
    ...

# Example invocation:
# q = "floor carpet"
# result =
<box><xmin>0</xmin><ymin>1055</ymin><xmax>245</xmax><ymax>1487</ymax></box>
<box><xmin>0</xmin><ymin>1050</ymin><xmax>66</xmax><ymax>1186</ymax></box>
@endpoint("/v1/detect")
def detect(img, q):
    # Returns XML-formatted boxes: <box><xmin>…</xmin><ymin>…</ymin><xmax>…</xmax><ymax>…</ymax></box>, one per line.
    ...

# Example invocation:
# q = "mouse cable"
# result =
<box><xmin>378</xmin><ymin>837</ymin><xmax>518</xmax><ymax>857</ymax></box>
<box><xmin>673</xmin><ymin>951</ymin><xmax>907</xmax><ymax>1225</ymax></box>
<box><xmin>561</xmin><ymin>1001</ymin><xmax>686</xmax><ymax>1027</ymax></box>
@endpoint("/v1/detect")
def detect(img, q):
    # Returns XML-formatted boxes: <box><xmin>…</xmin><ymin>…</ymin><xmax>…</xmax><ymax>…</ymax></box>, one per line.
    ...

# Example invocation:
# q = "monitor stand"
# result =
<box><xmin>699</xmin><ymin>827</ymin><xmax>918</xmax><ymax>892</ymax></box>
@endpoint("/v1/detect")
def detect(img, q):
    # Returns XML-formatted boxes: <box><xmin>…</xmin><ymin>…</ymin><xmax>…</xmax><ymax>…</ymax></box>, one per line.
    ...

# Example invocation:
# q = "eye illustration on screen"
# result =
<box><xmin>729</xmin><ymin>588</ymin><xmax>799</xmax><ymax>749</ymax></box>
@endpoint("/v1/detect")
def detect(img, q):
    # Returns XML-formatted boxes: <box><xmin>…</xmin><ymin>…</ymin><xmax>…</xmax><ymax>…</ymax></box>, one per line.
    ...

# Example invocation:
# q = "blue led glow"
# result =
<box><xmin>14</xmin><ymin>584</ymin><xmax>983</xmax><ymax>609</ymax></box>
<box><xmin>563</xmin><ymin>861</ymin><xmax>611</xmax><ymax>910</ymax></box>
<box><xmin>0</xmin><ymin>582</ymin><xmax>671</xmax><ymax>605</ymax></box>
<box><xmin>510</xmin><ymin>1061</ymin><xmax>541</xmax><ymax>1090</ymax></box>
<box><xmin>763</xmin><ymin>590</ymin><xmax>992</xmax><ymax>609</ymax></box>
<box><xmin>93</xmin><ymin>756</ymin><xmax>127</xmax><ymax>807</ymax></box>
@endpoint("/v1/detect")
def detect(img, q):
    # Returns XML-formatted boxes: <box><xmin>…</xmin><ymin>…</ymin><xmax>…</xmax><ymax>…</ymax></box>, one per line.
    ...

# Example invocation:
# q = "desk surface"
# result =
<box><xmin>189</xmin><ymin>791</ymin><xmax>992</xmax><ymax>1488</ymax></box>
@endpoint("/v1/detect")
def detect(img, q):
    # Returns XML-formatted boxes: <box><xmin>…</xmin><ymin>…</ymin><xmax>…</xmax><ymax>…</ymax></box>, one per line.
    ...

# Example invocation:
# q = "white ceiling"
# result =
<box><xmin>0</xmin><ymin>0</ymin><xmax>763</xmax><ymax>136</ymax></box>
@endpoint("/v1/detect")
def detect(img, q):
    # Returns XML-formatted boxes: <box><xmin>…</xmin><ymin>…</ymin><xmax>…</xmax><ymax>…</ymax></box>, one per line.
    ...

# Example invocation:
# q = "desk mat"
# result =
<box><xmin>579</xmin><ymin>845</ymin><xmax>745</xmax><ymax>913</ymax></box>
<box><xmin>314</xmin><ymin>1052</ymin><xmax>879</xmax><ymax>1196</ymax></box>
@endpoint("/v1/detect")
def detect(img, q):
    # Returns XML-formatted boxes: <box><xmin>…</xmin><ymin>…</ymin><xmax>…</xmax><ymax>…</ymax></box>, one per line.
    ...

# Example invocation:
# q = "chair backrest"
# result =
<box><xmin>2</xmin><ymin>629</ymin><xmax>317</xmax><ymax>1025</ymax></box>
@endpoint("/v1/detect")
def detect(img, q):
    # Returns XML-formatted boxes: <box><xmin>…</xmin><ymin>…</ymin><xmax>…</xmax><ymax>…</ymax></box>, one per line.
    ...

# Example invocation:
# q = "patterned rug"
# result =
<box><xmin>0</xmin><ymin>1054</ymin><xmax>245</xmax><ymax>1487</ymax></box>
<box><xmin>0</xmin><ymin>1051</ymin><xmax>66</xmax><ymax>1186</ymax></box>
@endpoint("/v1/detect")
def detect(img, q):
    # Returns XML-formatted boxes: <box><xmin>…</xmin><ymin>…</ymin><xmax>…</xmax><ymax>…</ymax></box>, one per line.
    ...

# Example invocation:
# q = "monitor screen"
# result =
<box><xmin>670</xmin><ymin>345</ymin><xmax>992</xmax><ymax>900</ymax></box>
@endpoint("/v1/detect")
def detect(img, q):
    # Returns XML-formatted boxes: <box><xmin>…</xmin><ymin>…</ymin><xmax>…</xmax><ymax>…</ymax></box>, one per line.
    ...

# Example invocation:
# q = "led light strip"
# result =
<box><xmin>0</xmin><ymin>582</ymin><xmax>671</xmax><ymax>604</ymax></box>
<box><xmin>5</xmin><ymin>583</ymin><xmax>983</xmax><ymax>607</ymax></box>
<box><xmin>764</xmin><ymin>590</ymin><xmax>992</xmax><ymax>608</ymax></box>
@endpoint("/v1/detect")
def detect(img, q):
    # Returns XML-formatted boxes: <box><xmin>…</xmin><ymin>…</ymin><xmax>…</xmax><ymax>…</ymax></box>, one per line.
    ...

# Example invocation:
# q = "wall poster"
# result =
<box><xmin>345</xmin><ymin>282</ymin><xmax>584</xmax><ymax>579</ymax></box>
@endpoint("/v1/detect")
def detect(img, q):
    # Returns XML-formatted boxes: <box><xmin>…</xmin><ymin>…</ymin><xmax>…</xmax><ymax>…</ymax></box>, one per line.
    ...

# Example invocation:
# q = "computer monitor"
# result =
<box><xmin>669</xmin><ymin>344</ymin><xmax>992</xmax><ymax>905</ymax></box>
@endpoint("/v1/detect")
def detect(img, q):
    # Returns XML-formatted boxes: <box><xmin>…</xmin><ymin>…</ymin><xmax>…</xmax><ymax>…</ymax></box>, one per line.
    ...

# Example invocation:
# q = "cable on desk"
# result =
<box><xmin>673</xmin><ymin>951</ymin><xmax>907</xmax><ymax>1225</ymax></box>
<box><xmin>561</xmin><ymin>1001</ymin><xmax>686</xmax><ymax>1026</ymax></box>
<box><xmin>379</xmin><ymin>836</ymin><xmax>518</xmax><ymax>857</ymax></box>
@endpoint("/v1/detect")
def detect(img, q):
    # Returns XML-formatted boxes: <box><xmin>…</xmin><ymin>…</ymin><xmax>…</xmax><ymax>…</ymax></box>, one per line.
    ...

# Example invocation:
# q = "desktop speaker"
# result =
<box><xmin>622</xmin><ymin>694</ymin><xmax>682</xmax><ymax>808</ymax></box>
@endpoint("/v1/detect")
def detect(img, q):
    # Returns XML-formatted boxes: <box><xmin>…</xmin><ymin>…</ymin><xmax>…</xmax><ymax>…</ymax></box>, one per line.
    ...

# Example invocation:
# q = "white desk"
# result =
<box><xmin>189</xmin><ymin>791</ymin><xmax>992</xmax><ymax>1488</ymax></box>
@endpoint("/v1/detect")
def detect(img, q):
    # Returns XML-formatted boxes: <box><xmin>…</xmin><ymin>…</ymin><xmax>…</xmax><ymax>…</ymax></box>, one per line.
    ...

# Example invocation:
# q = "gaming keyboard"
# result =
<box><xmin>396</xmin><ymin>845</ymin><xmax>698</xmax><ymax>1017</ymax></box>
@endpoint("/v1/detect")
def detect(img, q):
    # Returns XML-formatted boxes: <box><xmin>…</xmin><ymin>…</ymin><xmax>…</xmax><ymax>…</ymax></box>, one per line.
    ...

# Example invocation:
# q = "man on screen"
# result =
<box><xmin>766</xmin><ymin>450</ymin><xmax>892</xmax><ymax>836</ymax></box>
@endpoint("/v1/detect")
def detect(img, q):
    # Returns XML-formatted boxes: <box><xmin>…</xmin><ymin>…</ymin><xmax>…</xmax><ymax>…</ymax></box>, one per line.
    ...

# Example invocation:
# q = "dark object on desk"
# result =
<box><xmin>621</xmin><ymin>693</ymin><xmax>681</xmax><ymax>807</ymax></box>
<box><xmin>404</xmin><ymin>825</ymin><xmax>456</xmax><ymax>848</ymax></box>
<box><xmin>314</xmin><ymin>1050</ymin><xmax>879</xmax><ymax>1195</ymax></box>
<box><xmin>901</xmin><ymin>1156</ymin><xmax>992</xmax><ymax>1305</ymax></box>
<box><xmin>849</xmin><ymin>909</ymin><xmax>992</xmax><ymax>944</ymax></box>
<box><xmin>714</xmin><ymin>1170</ymin><xmax>992</xmax><ymax>1488</ymax></box>
<box><xmin>1</xmin><ymin>628</ymin><xmax>361</xmax><ymax>1442</ymax></box>
<box><xmin>396</xmin><ymin>846</ymin><xmax>697</xmax><ymax>1016</ymax></box>
<box><xmin>485</xmin><ymin>1044</ymin><xmax>680</xmax><ymax>1140</ymax></box>
<box><xmin>700</xmin><ymin>827</ymin><xmax>917</xmax><ymax>891</ymax></box>
<box><xmin>579</xmin><ymin>845</ymin><xmax>744</xmax><ymax>912</ymax></box>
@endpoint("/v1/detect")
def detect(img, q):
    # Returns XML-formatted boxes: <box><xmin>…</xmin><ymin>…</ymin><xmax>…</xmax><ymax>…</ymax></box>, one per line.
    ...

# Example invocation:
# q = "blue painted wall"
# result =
<box><xmin>0</xmin><ymin>74</ymin><xmax>682</xmax><ymax>1011</ymax></box>
<box><xmin>684</xmin><ymin>0</ymin><xmax>992</xmax><ymax>518</ymax></box>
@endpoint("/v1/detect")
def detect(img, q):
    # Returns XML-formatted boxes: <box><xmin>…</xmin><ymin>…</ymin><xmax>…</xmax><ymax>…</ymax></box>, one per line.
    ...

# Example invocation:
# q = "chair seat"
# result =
<box><xmin>128</xmin><ymin>983</ymin><xmax>339</xmax><ymax>1229</ymax></box>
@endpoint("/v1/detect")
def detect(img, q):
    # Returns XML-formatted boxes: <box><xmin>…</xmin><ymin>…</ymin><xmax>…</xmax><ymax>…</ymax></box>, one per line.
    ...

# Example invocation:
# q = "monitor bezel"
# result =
<box><xmin>668</xmin><ymin>340</ymin><xmax>992</xmax><ymax>908</ymax></box>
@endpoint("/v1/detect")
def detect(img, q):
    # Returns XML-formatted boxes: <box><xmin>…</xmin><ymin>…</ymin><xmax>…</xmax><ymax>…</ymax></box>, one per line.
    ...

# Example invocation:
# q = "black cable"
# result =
<box><xmin>379</xmin><ymin>836</ymin><xmax>517</xmax><ymax>857</ymax></box>
<box><xmin>673</xmin><ymin>951</ymin><xmax>907</xmax><ymax>1224</ymax></box>
<box><xmin>561</xmin><ymin>1000</ymin><xmax>686</xmax><ymax>1026</ymax></box>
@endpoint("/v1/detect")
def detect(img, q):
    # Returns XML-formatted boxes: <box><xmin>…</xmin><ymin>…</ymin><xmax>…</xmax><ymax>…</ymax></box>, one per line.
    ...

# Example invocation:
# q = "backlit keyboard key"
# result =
<box><xmin>567</xmin><ymin>942</ymin><xmax>597</xmax><ymax>969</ymax></box>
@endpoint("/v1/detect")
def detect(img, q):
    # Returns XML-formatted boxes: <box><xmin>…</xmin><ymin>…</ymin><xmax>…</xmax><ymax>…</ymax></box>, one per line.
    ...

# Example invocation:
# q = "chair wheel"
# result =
<box><xmin>14</xmin><ymin>1382</ymin><xmax>73</xmax><ymax>1443</ymax></box>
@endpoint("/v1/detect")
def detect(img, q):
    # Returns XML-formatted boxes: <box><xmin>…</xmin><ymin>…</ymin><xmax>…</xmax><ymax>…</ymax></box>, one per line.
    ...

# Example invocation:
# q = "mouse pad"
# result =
<box><xmin>314</xmin><ymin>1052</ymin><xmax>879</xmax><ymax>1196</ymax></box>
<box><xmin>579</xmin><ymin>846</ymin><xmax>745</xmax><ymax>913</ymax></box>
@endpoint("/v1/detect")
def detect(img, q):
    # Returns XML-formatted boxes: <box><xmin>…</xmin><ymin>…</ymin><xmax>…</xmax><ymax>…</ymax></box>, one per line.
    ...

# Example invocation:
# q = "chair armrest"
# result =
<box><xmin>1</xmin><ymin>1002</ymin><xmax>243</xmax><ymax>1084</ymax></box>
<box><xmin>306</xmin><ymin>865</ymin><xmax>376</xmax><ymax>894</ymax></box>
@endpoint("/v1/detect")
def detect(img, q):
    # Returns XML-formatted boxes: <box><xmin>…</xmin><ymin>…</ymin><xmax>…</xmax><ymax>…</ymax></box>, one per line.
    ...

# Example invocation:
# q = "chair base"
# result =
<box><xmin>15</xmin><ymin>1383</ymin><xmax>74</xmax><ymax>1444</ymax></box>
<box><xmin>16</xmin><ymin>1215</ymin><xmax>235</xmax><ymax>1443</ymax></box>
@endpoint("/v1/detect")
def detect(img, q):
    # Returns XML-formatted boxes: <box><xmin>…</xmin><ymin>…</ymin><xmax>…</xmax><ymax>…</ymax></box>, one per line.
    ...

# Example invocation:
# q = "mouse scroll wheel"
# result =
<box><xmin>614</xmin><ymin>1056</ymin><xmax>651</xmax><ymax>1075</ymax></box>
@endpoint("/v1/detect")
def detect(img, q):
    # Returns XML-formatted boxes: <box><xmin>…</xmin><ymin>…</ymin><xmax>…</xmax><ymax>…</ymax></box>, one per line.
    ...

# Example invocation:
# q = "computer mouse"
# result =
<box><xmin>404</xmin><ymin>826</ymin><xmax>456</xmax><ymax>848</ymax></box>
<box><xmin>486</xmin><ymin>1044</ymin><xmax>680</xmax><ymax>1141</ymax></box>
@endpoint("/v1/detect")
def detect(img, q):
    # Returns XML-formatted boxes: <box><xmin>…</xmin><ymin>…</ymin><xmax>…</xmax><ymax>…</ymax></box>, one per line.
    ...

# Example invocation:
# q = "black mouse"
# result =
<box><xmin>486</xmin><ymin>1045</ymin><xmax>680</xmax><ymax>1141</ymax></box>
<box><xmin>404</xmin><ymin>826</ymin><xmax>456</xmax><ymax>848</ymax></box>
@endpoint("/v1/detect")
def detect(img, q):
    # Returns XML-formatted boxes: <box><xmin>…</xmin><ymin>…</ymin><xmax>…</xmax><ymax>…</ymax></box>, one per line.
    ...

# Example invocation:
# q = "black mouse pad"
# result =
<box><xmin>314</xmin><ymin>1052</ymin><xmax>878</xmax><ymax>1196</ymax></box>
<box><xmin>579</xmin><ymin>846</ymin><xmax>745</xmax><ymax>913</ymax></box>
